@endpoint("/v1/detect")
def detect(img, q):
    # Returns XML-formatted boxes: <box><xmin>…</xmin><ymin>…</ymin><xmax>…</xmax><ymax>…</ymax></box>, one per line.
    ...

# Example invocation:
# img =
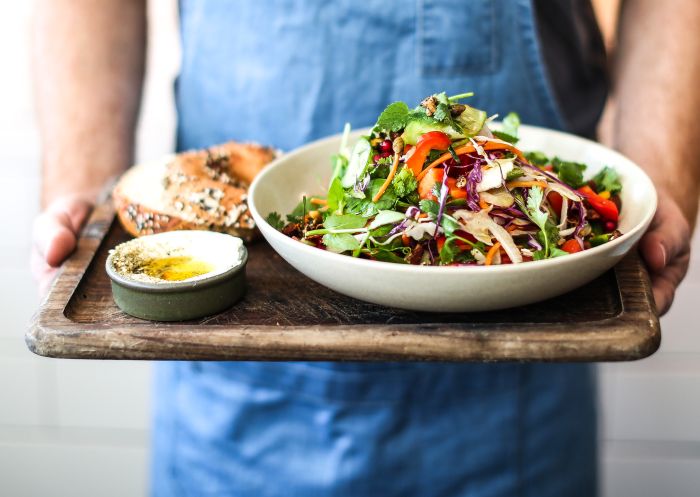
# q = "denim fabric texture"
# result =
<box><xmin>152</xmin><ymin>1</ymin><xmax>597</xmax><ymax>496</ymax></box>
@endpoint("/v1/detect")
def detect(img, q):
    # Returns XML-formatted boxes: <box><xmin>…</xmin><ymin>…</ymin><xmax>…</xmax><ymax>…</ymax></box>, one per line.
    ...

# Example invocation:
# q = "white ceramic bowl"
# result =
<box><xmin>249</xmin><ymin>126</ymin><xmax>657</xmax><ymax>312</ymax></box>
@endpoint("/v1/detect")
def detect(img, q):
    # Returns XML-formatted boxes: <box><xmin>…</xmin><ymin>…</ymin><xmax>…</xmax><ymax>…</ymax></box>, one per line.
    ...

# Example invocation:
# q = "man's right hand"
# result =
<box><xmin>31</xmin><ymin>195</ymin><xmax>93</xmax><ymax>296</ymax></box>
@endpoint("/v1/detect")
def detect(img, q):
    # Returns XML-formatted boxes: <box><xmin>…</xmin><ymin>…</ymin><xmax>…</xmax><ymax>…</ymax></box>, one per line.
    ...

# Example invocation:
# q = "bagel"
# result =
<box><xmin>113</xmin><ymin>141</ymin><xmax>276</xmax><ymax>241</ymax></box>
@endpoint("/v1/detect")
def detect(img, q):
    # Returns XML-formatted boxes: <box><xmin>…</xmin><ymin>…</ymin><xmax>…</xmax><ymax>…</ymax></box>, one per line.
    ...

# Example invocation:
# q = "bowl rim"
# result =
<box><xmin>105</xmin><ymin>231</ymin><xmax>248</xmax><ymax>293</ymax></box>
<box><xmin>249</xmin><ymin>125</ymin><xmax>657</xmax><ymax>275</ymax></box>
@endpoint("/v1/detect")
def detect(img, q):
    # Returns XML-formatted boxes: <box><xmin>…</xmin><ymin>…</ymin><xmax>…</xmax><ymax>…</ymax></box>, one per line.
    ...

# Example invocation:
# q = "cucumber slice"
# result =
<box><xmin>341</xmin><ymin>137</ymin><xmax>372</xmax><ymax>188</ymax></box>
<box><xmin>401</xmin><ymin>104</ymin><xmax>487</xmax><ymax>145</ymax></box>
<box><xmin>456</xmin><ymin>105</ymin><xmax>487</xmax><ymax>136</ymax></box>
<box><xmin>401</xmin><ymin>120</ymin><xmax>460</xmax><ymax>146</ymax></box>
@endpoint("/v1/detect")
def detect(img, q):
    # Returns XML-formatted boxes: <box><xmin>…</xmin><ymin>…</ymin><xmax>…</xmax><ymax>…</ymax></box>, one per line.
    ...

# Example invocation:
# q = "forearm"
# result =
<box><xmin>613</xmin><ymin>0</ymin><xmax>700</xmax><ymax>226</ymax></box>
<box><xmin>33</xmin><ymin>0</ymin><xmax>146</xmax><ymax>207</ymax></box>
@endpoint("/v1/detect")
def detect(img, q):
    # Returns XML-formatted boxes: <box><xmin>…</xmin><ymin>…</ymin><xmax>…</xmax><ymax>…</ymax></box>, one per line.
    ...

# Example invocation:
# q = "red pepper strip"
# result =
<box><xmin>418</xmin><ymin>168</ymin><xmax>443</xmax><ymax>200</ymax></box>
<box><xmin>561</xmin><ymin>239</ymin><xmax>583</xmax><ymax>254</ymax></box>
<box><xmin>405</xmin><ymin>131</ymin><xmax>452</xmax><ymax>176</ymax></box>
<box><xmin>547</xmin><ymin>192</ymin><xmax>563</xmax><ymax>217</ymax></box>
<box><xmin>417</xmin><ymin>168</ymin><xmax>467</xmax><ymax>201</ymax></box>
<box><xmin>578</xmin><ymin>185</ymin><xmax>619</xmax><ymax>222</ymax></box>
<box><xmin>436</xmin><ymin>235</ymin><xmax>446</xmax><ymax>252</ymax></box>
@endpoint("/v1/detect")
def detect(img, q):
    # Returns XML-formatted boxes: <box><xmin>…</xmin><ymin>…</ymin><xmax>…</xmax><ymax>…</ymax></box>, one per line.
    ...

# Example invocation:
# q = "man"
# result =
<box><xmin>31</xmin><ymin>1</ymin><xmax>699</xmax><ymax>495</ymax></box>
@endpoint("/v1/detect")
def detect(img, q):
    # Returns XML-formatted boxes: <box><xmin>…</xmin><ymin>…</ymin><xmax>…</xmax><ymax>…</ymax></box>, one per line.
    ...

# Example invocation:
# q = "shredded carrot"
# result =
<box><xmin>416</xmin><ymin>141</ymin><xmax>526</xmax><ymax>182</ymax></box>
<box><xmin>310</xmin><ymin>198</ymin><xmax>328</xmax><ymax>205</ymax></box>
<box><xmin>479</xmin><ymin>199</ymin><xmax>489</xmax><ymax>210</ymax></box>
<box><xmin>505</xmin><ymin>180</ymin><xmax>548</xmax><ymax>189</ymax></box>
<box><xmin>372</xmin><ymin>154</ymin><xmax>401</xmax><ymax>203</ymax></box>
<box><xmin>484</xmin><ymin>242</ymin><xmax>501</xmax><ymax>266</ymax></box>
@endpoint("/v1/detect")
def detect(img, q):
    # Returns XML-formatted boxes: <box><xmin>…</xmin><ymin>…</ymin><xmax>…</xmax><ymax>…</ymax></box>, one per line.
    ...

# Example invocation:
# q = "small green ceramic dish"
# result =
<box><xmin>105</xmin><ymin>231</ymin><xmax>248</xmax><ymax>321</ymax></box>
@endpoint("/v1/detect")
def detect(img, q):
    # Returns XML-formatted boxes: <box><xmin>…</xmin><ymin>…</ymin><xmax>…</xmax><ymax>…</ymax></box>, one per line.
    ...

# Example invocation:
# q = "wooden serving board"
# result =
<box><xmin>26</xmin><ymin>198</ymin><xmax>660</xmax><ymax>362</ymax></box>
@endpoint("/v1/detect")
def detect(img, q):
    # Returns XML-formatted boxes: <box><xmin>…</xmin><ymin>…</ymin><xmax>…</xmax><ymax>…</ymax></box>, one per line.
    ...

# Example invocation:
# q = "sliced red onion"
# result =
<box><xmin>405</xmin><ymin>205</ymin><xmax>421</xmax><ymax>219</ymax></box>
<box><xmin>518</xmin><ymin>160</ymin><xmax>582</xmax><ymax>200</ymax></box>
<box><xmin>527</xmin><ymin>235</ymin><xmax>542</xmax><ymax>251</ymax></box>
<box><xmin>387</xmin><ymin>218</ymin><xmax>410</xmax><ymax>236</ymax></box>
<box><xmin>433</xmin><ymin>162</ymin><xmax>452</xmax><ymax>235</ymax></box>
<box><xmin>466</xmin><ymin>160</ymin><xmax>483</xmax><ymax>211</ymax></box>
<box><xmin>480</xmin><ymin>187</ymin><xmax>515</xmax><ymax>207</ymax></box>
<box><xmin>354</xmin><ymin>173</ymin><xmax>370</xmax><ymax>194</ymax></box>
<box><xmin>452</xmin><ymin>209</ymin><xmax>523</xmax><ymax>264</ymax></box>
<box><xmin>573</xmin><ymin>201</ymin><xmax>587</xmax><ymax>246</ymax></box>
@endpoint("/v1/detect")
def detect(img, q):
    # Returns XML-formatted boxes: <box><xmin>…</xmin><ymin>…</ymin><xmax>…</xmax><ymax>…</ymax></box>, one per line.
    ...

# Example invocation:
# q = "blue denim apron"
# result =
<box><xmin>152</xmin><ymin>1</ymin><xmax>597</xmax><ymax>496</ymax></box>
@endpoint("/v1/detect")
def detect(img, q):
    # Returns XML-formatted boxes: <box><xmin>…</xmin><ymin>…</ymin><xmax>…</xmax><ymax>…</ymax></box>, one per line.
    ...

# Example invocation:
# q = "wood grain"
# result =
<box><xmin>26</xmin><ymin>198</ymin><xmax>661</xmax><ymax>362</ymax></box>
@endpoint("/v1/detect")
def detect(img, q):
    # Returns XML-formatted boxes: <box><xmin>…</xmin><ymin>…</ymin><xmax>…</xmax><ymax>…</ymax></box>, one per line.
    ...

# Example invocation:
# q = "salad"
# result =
<box><xmin>267</xmin><ymin>92</ymin><xmax>623</xmax><ymax>266</ymax></box>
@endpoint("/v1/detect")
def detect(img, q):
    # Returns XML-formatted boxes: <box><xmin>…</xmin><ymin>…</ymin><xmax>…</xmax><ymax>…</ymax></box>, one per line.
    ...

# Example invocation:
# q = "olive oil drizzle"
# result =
<box><xmin>136</xmin><ymin>256</ymin><xmax>213</xmax><ymax>281</ymax></box>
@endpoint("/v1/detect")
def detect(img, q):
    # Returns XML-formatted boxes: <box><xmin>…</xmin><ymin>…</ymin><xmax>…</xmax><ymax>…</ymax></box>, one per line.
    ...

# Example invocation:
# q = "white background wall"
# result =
<box><xmin>1</xmin><ymin>2</ymin><xmax>699</xmax><ymax>496</ymax></box>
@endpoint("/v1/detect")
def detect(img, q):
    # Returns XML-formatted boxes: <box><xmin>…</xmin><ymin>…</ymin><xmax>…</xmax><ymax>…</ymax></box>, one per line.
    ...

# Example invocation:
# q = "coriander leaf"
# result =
<box><xmin>322</xmin><ymin>233</ymin><xmax>360</xmax><ymax>253</ymax></box>
<box><xmin>492</xmin><ymin>131</ymin><xmax>518</xmax><ymax>144</ymax></box>
<box><xmin>440</xmin><ymin>214</ymin><xmax>460</xmax><ymax>236</ymax></box>
<box><xmin>343</xmin><ymin>180</ymin><xmax>397</xmax><ymax>218</ymax></box>
<box><xmin>524</xmin><ymin>151</ymin><xmax>549</xmax><ymax>166</ymax></box>
<box><xmin>405</xmin><ymin>191</ymin><xmax>420</xmax><ymax>205</ymax></box>
<box><xmin>326</xmin><ymin>177</ymin><xmax>345</xmax><ymax>213</ymax></box>
<box><xmin>502</xmin><ymin>112</ymin><xmax>520</xmax><ymax>138</ymax></box>
<box><xmin>391</xmin><ymin>167</ymin><xmax>418</xmax><ymax>198</ymax></box>
<box><xmin>345</xmin><ymin>195</ymin><xmax>378</xmax><ymax>217</ymax></box>
<box><xmin>431</xmin><ymin>183</ymin><xmax>442</xmax><ymax>200</ymax></box>
<box><xmin>433</xmin><ymin>93</ymin><xmax>451</xmax><ymax>122</ymax></box>
<box><xmin>323</xmin><ymin>213</ymin><xmax>367</xmax><ymax>230</ymax></box>
<box><xmin>549</xmin><ymin>247</ymin><xmax>569</xmax><ymax>258</ymax></box>
<box><xmin>553</xmin><ymin>158</ymin><xmax>587</xmax><ymax>188</ymax></box>
<box><xmin>419</xmin><ymin>199</ymin><xmax>440</xmax><ymax>217</ymax></box>
<box><xmin>518</xmin><ymin>186</ymin><xmax>557</xmax><ymax>258</ymax></box>
<box><xmin>440</xmin><ymin>235</ymin><xmax>479</xmax><ymax>264</ymax></box>
<box><xmin>432</xmin><ymin>92</ymin><xmax>463</xmax><ymax>133</ymax></box>
<box><xmin>525</xmin><ymin>186</ymin><xmax>548</xmax><ymax>229</ymax></box>
<box><xmin>592</xmin><ymin>166</ymin><xmax>622</xmax><ymax>195</ymax></box>
<box><xmin>364</xmin><ymin>247</ymin><xmax>409</xmax><ymax>264</ymax></box>
<box><xmin>492</xmin><ymin>113</ymin><xmax>520</xmax><ymax>144</ymax></box>
<box><xmin>376</xmin><ymin>101</ymin><xmax>410</xmax><ymax>132</ymax></box>
<box><xmin>439</xmin><ymin>237</ymin><xmax>459</xmax><ymax>265</ymax></box>
<box><xmin>367</xmin><ymin>178</ymin><xmax>397</xmax><ymax>210</ymax></box>
<box><xmin>375</xmin><ymin>156</ymin><xmax>394</xmax><ymax>167</ymax></box>
<box><xmin>265</xmin><ymin>211</ymin><xmax>284</xmax><ymax>230</ymax></box>
<box><xmin>534</xmin><ymin>221</ymin><xmax>561</xmax><ymax>259</ymax></box>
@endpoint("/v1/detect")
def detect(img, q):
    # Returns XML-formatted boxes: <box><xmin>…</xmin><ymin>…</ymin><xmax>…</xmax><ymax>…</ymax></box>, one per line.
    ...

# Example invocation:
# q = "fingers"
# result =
<box><xmin>650</xmin><ymin>254</ymin><xmax>690</xmax><ymax>315</ymax></box>
<box><xmin>640</xmin><ymin>196</ymin><xmax>690</xmax><ymax>273</ymax></box>
<box><xmin>50</xmin><ymin>195</ymin><xmax>92</xmax><ymax>233</ymax></box>
<box><xmin>639</xmin><ymin>194</ymin><xmax>692</xmax><ymax>316</ymax></box>
<box><xmin>30</xmin><ymin>247</ymin><xmax>58</xmax><ymax>297</ymax></box>
<box><xmin>32</xmin><ymin>195</ymin><xmax>94</xmax><ymax>268</ymax></box>
<box><xmin>32</xmin><ymin>210</ymin><xmax>78</xmax><ymax>267</ymax></box>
